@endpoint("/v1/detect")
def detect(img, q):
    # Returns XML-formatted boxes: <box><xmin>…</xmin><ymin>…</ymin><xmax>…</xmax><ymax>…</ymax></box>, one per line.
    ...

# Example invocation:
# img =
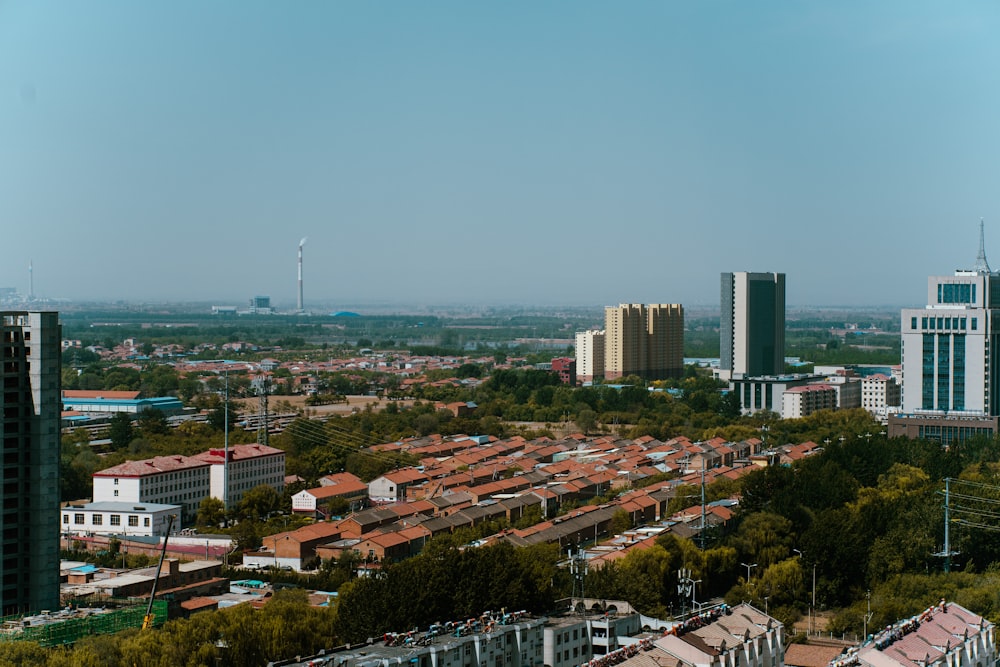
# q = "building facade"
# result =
<box><xmin>901</xmin><ymin>270</ymin><xmax>1000</xmax><ymax>416</ymax></box>
<box><xmin>0</xmin><ymin>311</ymin><xmax>61</xmax><ymax>614</ymax></box>
<box><xmin>861</xmin><ymin>373</ymin><xmax>901</xmax><ymax>421</ymax></box>
<box><xmin>61</xmin><ymin>501</ymin><xmax>179</xmax><ymax>538</ymax></box>
<box><xmin>781</xmin><ymin>385</ymin><xmax>838</xmax><ymax>419</ymax></box>
<box><xmin>720</xmin><ymin>272</ymin><xmax>786</xmax><ymax>381</ymax></box>
<box><xmin>93</xmin><ymin>456</ymin><xmax>212</xmax><ymax>524</ymax></box>
<box><xmin>550</xmin><ymin>358</ymin><xmax>577</xmax><ymax>386</ymax></box>
<box><xmin>897</xmin><ymin>227</ymin><xmax>1000</xmax><ymax>445</ymax></box>
<box><xmin>575</xmin><ymin>330</ymin><xmax>606</xmax><ymax>384</ymax></box>
<box><xmin>604</xmin><ymin>304</ymin><xmax>683</xmax><ymax>381</ymax></box>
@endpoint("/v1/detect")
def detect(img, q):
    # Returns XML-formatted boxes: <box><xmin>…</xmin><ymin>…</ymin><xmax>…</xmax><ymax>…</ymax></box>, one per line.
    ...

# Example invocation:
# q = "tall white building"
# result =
<box><xmin>720</xmin><ymin>272</ymin><xmax>785</xmax><ymax>381</ymax></box>
<box><xmin>93</xmin><ymin>444</ymin><xmax>285</xmax><ymax>524</ymax></box>
<box><xmin>575</xmin><ymin>330</ymin><xmax>605</xmax><ymax>384</ymax></box>
<box><xmin>900</xmin><ymin>226</ymin><xmax>1000</xmax><ymax>417</ymax></box>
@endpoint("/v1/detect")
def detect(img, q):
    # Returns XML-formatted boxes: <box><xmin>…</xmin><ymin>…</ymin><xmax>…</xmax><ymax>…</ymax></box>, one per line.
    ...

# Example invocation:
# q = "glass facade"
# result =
<box><xmin>938</xmin><ymin>283</ymin><xmax>975</xmax><ymax>304</ymax></box>
<box><xmin>922</xmin><ymin>334</ymin><xmax>934</xmax><ymax>410</ymax></box>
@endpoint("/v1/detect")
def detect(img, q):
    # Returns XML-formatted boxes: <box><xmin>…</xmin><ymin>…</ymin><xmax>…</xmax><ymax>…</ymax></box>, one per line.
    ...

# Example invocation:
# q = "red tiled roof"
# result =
<box><xmin>63</xmin><ymin>389</ymin><xmax>142</xmax><ymax>400</ymax></box>
<box><xmin>94</xmin><ymin>455</ymin><xmax>210</xmax><ymax>478</ymax></box>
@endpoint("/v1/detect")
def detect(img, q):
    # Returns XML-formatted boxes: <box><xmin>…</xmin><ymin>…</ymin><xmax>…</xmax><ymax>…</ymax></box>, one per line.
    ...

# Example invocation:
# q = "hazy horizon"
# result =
<box><xmin>4</xmin><ymin>3</ymin><xmax>999</xmax><ymax>308</ymax></box>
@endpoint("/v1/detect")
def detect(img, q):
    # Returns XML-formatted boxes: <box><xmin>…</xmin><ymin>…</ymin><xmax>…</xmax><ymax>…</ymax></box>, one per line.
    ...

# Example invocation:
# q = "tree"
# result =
<box><xmin>108</xmin><ymin>413</ymin><xmax>133</xmax><ymax>451</ymax></box>
<box><xmin>236</xmin><ymin>484</ymin><xmax>280</xmax><ymax>522</ymax></box>
<box><xmin>137</xmin><ymin>407</ymin><xmax>169</xmax><ymax>435</ymax></box>
<box><xmin>576</xmin><ymin>409</ymin><xmax>597</xmax><ymax>434</ymax></box>
<box><xmin>197</xmin><ymin>496</ymin><xmax>226</xmax><ymax>528</ymax></box>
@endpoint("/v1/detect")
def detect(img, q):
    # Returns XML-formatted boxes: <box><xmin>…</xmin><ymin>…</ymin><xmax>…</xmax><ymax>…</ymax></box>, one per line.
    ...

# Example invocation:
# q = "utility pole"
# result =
<box><xmin>677</xmin><ymin>568</ymin><xmax>693</xmax><ymax>620</ymax></box>
<box><xmin>223</xmin><ymin>369</ymin><xmax>230</xmax><ymax>517</ymax></box>
<box><xmin>257</xmin><ymin>375</ymin><xmax>271</xmax><ymax>446</ymax></box>
<box><xmin>864</xmin><ymin>590</ymin><xmax>873</xmax><ymax>640</ymax></box>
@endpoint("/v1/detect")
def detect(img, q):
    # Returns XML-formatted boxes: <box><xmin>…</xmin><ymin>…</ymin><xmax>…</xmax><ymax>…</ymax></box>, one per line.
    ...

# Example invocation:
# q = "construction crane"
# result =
<box><xmin>142</xmin><ymin>514</ymin><xmax>175</xmax><ymax>630</ymax></box>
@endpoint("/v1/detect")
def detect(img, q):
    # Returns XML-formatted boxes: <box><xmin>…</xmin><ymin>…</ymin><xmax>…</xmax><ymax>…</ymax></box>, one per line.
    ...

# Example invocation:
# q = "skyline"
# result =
<box><xmin>3</xmin><ymin>2</ymin><xmax>1000</xmax><ymax>308</ymax></box>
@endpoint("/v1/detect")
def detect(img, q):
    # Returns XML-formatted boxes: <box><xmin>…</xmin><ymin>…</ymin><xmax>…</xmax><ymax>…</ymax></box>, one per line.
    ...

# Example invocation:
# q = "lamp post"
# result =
<box><xmin>741</xmin><ymin>561</ymin><xmax>758</xmax><ymax>583</ymax></box>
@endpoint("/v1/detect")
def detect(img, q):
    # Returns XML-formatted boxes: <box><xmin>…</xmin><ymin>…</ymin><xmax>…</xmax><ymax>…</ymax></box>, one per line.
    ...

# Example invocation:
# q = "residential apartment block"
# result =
<box><xmin>604</xmin><ymin>304</ymin><xmax>683</xmax><ymax>381</ymax></box>
<box><xmin>861</xmin><ymin>373</ymin><xmax>901</xmax><ymax>421</ymax></box>
<box><xmin>320</xmin><ymin>613</ymin><xmax>546</xmax><ymax>667</ymax></box>
<box><xmin>0</xmin><ymin>311</ymin><xmax>61</xmax><ymax>615</ymax></box>
<box><xmin>575</xmin><ymin>330</ymin><xmax>605</xmax><ymax>384</ymax></box>
<box><xmin>849</xmin><ymin>601</ymin><xmax>993</xmax><ymax>667</ymax></box>
<box><xmin>781</xmin><ymin>384</ymin><xmax>838</xmax><ymax>418</ymax></box>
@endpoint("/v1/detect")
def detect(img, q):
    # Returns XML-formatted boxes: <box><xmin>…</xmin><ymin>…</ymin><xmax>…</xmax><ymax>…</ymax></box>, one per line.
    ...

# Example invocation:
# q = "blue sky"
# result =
<box><xmin>2</xmin><ymin>2</ymin><xmax>1000</xmax><ymax>309</ymax></box>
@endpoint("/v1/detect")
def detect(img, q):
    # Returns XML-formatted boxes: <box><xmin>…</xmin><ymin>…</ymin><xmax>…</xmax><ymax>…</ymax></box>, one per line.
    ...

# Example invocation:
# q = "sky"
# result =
<box><xmin>3</xmin><ymin>2</ymin><xmax>1000</xmax><ymax>310</ymax></box>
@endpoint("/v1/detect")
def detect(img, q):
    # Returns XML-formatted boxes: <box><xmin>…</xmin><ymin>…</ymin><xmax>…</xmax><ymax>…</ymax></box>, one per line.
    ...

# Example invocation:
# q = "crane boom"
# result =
<box><xmin>142</xmin><ymin>514</ymin><xmax>175</xmax><ymax>630</ymax></box>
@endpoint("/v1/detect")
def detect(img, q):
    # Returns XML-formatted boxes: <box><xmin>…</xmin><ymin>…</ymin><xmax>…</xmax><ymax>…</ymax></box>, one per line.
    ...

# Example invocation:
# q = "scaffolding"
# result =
<box><xmin>0</xmin><ymin>599</ymin><xmax>167</xmax><ymax>647</ymax></box>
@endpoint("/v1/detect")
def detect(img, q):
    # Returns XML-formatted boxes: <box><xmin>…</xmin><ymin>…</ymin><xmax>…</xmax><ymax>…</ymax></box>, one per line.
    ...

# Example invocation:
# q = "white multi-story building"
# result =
<box><xmin>322</xmin><ymin>613</ymin><xmax>545</xmax><ymax>667</ymax></box>
<box><xmin>719</xmin><ymin>272</ymin><xmax>785</xmax><ymax>381</ymax></box>
<box><xmin>92</xmin><ymin>444</ymin><xmax>285</xmax><ymax>524</ymax></box>
<box><xmin>93</xmin><ymin>455</ymin><xmax>212</xmax><ymax>524</ymax></box>
<box><xmin>901</xmin><ymin>225</ymin><xmax>1000</xmax><ymax>418</ymax></box>
<box><xmin>575</xmin><ymin>329</ymin><xmax>606</xmax><ymax>384</ymax></box>
<box><xmin>61</xmin><ymin>501</ymin><xmax>179</xmax><ymax>537</ymax></box>
<box><xmin>194</xmin><ymin>444</ymin><xmax>285</xmax><ymax>508</ymax></box>
<box><xmin>861</xmin><ymin>373</ymin><xmax>901</xmax><ymax>421</ymax></box>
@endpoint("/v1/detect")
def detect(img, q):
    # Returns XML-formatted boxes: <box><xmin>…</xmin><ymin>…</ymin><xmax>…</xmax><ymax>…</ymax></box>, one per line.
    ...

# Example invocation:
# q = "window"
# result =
<box><xmin>110</xmin><ymin>514</ymin><xmax>121</xmax><ymax>526</ymax></box>
<box><xmin>93</xmin><ymin>515</ymin><xmax>102</xmax><ymax>525</ymax></box>
<box><xmin>128</xmin><ymin>515</ymin><xmax>139</xmax><ymax>527</ymax></box>
<box><xmin>62</xmin><ymin>515</ymin><xmax>68</xmax><ymax>524</ymax></box>
<box><xmin>74</xmin><ymin>513</ymin><xmax>84</xmax><ymax>524</ymax></box>
<box><xmin>143</xmin><ymin>517</ymin><xmax>150</xmax><ymax>527</ymax></box>
<box><xmin>114</xmin><ymin>478</ymin><xmax>119</xmax><ymax>485</ymax></box>
<box><xmin>113</xmin><ymin>490</ymin><xmax>118</xmax><ymax>497</ymax></box>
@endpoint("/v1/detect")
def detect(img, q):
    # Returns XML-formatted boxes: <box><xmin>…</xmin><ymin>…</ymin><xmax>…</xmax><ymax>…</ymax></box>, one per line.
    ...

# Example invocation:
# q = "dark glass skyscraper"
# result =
<box><xmin>720</xmin><ymin>272</ymin><xmax>786</xmax><ymax>380</ymax></box>
<box><xmin>0</xmin><ymin>311</ymin><xmax>60</xmax><ymax>614</ymax></box>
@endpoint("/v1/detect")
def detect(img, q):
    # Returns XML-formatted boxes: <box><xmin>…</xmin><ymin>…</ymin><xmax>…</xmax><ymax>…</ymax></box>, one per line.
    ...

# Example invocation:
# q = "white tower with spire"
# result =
<box><xmin>297</xmin><ymin>237</ymin><xmax>307</xmax><ymax>313</ymax></box>
<box><xmin>974</xmin><ymin>218</ymin><xmax>992</xmax><ymax>274</ymax></box>
<box><xmin>900</xmin><ymin>222</ymin><xmax>1000</xmax><ymax>416</ymax></box>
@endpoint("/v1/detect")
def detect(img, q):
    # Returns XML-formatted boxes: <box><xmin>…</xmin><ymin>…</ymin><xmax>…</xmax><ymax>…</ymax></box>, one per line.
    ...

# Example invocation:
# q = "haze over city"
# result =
<box><xmin>3</xmin><ymin>2</ymin><xmax>1000</xmax><ymax>308</ymax></box>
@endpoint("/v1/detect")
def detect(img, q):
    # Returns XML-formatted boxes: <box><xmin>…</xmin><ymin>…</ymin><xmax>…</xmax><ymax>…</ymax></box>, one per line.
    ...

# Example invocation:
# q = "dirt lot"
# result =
<box><xmin>233</xmin><ymin>394</ymin><xmax>414</xmax><ymax>417</ymax></box>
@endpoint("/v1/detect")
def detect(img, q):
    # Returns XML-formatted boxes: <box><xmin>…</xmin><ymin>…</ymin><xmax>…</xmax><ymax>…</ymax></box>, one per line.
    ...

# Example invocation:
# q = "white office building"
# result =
<box><xmin>900</xmin><ymin>226</ymin><xmax>1000</xmax><ymax>417</ymax></box>
<box><xmin>61</xmin><ymin>501</ymin><xmax>179</xmax><ymax>537</ymax></box>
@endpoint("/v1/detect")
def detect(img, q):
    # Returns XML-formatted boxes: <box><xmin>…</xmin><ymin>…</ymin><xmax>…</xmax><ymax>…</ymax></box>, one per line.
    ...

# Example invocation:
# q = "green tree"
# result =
<box><xmin>197</xmin><ymin>496</ymin><xmax>227</xmax><ymax>529</ymax></box>
<box><xmin>108</xmin><ymin>412</ymin><xmax>134</xmax><ymax>451</ymax></box>
<box><xmin>236</xmin><ymin>484</ymin><xmax>280</xmax><ymax>522</ymax></box>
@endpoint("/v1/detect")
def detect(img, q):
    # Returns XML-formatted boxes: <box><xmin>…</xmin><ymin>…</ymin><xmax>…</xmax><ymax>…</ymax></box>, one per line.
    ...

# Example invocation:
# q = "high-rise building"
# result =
<box><xmin>604</xmin><ymin>304</ymin><xmax>684</xmax><ymax>381</ymax></box>
<box><xmin>900</xmin><ymin>226</ymin><xmax>1000</xmax><ymax>417</ymax></box>
<box><xmin>575</xmin><ymin>330</ymin><xmax>605</xmax><ymax>384</ymax></box>
<box><xmin>0</xmin><ymin>311</ymin><xmax>60</xmax><ymax>614</ymax></box>
<box><xmin>719</xmin><ymin>272</ymin><xmax>786</xmax><ymax>381</ymax></box>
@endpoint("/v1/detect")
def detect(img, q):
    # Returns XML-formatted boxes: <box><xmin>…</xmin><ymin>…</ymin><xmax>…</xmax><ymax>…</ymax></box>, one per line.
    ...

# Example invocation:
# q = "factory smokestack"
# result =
<box><xmin>297</xmin><ymin>238</ymin><xmax>307</xmax><ymax>312</ymax></box>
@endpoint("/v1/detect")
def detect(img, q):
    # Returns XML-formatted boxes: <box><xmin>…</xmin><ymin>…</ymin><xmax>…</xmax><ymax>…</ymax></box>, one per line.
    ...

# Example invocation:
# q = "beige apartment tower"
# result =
<box><xmin>604</xmin><ymin>303</ymin><xmax>684</xmax><ymax>381</ymax></box>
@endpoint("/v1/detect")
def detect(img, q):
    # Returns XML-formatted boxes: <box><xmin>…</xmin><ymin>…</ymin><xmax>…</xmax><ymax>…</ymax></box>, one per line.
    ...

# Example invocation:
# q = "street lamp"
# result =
<box><xmin>741</xmin><ymin>561</ymin><xmax>758</xmax><ymax>583</ymax></box>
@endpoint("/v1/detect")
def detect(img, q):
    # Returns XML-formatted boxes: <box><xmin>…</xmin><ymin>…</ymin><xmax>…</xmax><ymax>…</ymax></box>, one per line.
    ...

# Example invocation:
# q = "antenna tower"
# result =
<box><xmin>975</xmin><ymin>218</ymin><xmax>992</xmax><ymax>274</ymax></box>
<box><xmin>257</xmin><ymin>375</ymin><xmax>271</xmax><ymax>446</ymax></box>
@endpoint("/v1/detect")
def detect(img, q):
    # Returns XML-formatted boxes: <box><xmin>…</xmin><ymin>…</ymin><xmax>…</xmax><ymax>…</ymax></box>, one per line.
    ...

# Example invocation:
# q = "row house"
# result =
<box><xmin>369</xmin><ymin>468</ymin><xmax>430</xmax><ymax>503</ymax></box>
